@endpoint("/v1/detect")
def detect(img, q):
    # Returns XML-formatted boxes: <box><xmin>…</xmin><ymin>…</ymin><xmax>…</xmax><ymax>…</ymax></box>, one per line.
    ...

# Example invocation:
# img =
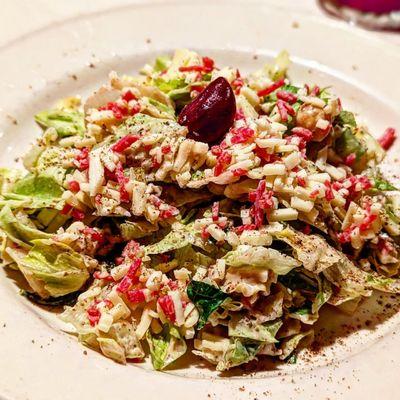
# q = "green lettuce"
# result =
<box><xmin>223</xmin><ymin>245</ymin><xmax>300</xmax><ymax>275</ymax></box>
<box><xmin>0</xmin><ymin>168</ymin><xmax>23</xmax><ymax>194</ymax></box>
<box><xmin>187</xmin><ymin>280</ymin><xmax>230</xmax><ymax>329</ymax></box>
<box><xmin>153</xmin><ymin>56</ymin><xmax>171</xmax><ymax>72</ymax></box>
<box><xmin>0</xmin><ymin>206</ymin><xmax>52</xmax><ymax>248</ymax></box>
<box><xmin>228</xmin><ymin>315</ymin><xmax>282</xmax><ymax>343</ymax></box>
<box><xmin>145</xmin><ymin>228</ymin><xmax>192</xmax><ymax>255</ymax></box>
<box><xmin>335</xmin><ymin>110</ymin><xmax>357</xmax><ymax>128</ymax></box>
<box><xmin>146</xmin><ymin>324</ymin><xmax>187</xmax><ymax>370</ymax></box>
<box><xmin>120</xmin><ymin>221</ymin><xmax>158</xmax><ymax>240</ymax></box>
<box><xmin>16</xmin><ymin>239</ymin><xmax>90</xmax><ymax>298</ymax></box>
<box><xmin>279</xmin><ymin>330</ymin><xmax>314</xmax><ymax>360</ymax></box>
<box><xmin>218</xmin><ymin>339</ymin><xmax>261</xmax><ymax>371</ymax></box>
<box><xmin>35</xmin><ymin>109</ymin><xmax>84</xmax><ymax>137</ymax></box>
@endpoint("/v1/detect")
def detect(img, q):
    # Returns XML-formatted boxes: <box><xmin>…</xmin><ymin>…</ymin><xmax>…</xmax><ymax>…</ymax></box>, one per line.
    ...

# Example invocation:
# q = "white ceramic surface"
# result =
<box><xmin>0</xmin><ymin>1</ymin><xmax>400</xmax><ymax>399</ymax></box>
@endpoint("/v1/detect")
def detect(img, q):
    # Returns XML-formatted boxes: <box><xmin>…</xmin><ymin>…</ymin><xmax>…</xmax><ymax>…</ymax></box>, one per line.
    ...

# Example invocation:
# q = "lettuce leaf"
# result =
<box><xmin>153</xmin><ymin>56</ymin><xmax>171</xmax><ymax>72</ymax></box>
<box><xmin>218</xmin><ymin>339</ymin><xmax>261</xmax><ymax>371</ymax></box>
<box><xmin>279</xmin><ymin>330</ymin><xmax>314</xmax><ymax>360</ymax></box>
<box><xmin>187</xmin><ymin>280</ymin><xmax>230</xmax><ymax>329</ymax></box>
<box><xmin>335</xmin><ymin>110</ymin><xmax>357</xmax><ymax>128</ymax></box>
<box><xmin>223</xmin><ymin>245</ymin><xmax>300</xmax><ymax>275</ymax></box>
<box><xmin>0</xmin><ymin>168</ymin><xmax>23</xmax><ymax>195</ymax></box>
<box><xmin>35</xmin><ymin>109</ymin><xmax>85</xmax><ymax>137</ymax></box>
<box><xmin>120</xmin><ymin>220</ymin><xmax>158</xmax><ymax>240</ymax></box>
<box><xmin>17</xmin><ymin>239</ymin><xmax>90</xmax><ymax>298</ymax></box>
<box><xmin>145</xmin><ymin>229</ymin><xmax>192</xmax><ymax>255</ymax></box>
<box><xmin>146</xmin><ymin>324</ymin><xmax>187</xmax><ymax>370</ymax></box>
<box><xmin>0</xmin><ymin>206</ymin><xmax>52</xmax><ymax>248</ymax></box>
<box><xmin>228</xmin><ymin>315</ymin><xmax>282</xmax><ymax>343</ymax></box>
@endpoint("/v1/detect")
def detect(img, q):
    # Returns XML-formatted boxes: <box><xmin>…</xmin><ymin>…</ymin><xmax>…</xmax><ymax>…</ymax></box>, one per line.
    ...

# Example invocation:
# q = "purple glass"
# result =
<box><xmin>320</xmin><ymin>0</ymin><xmax>400</xmax><ymax>30</ymax></box>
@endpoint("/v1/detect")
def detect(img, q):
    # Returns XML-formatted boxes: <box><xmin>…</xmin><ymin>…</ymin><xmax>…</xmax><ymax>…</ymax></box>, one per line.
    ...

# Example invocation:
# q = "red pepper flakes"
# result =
<box><xmin>99</xmin><ymin>102</ymin><xmax>129</xmax><ymax>120</ymax></box>
<box><xmin>161</xmin><ymin>145</ymin><xmax>171</xmax><ymax>154</ymax></box>
<box><xmin>344</xmin><ymin>153</ymin><xmax>356</xmax><ymax>166</ymax></box>
<box><xmin>257</xmin><ymin>78</ymin><xmax>285</xmax><ymax>97</ymax></box>
<box><xmin>127</xmin><ymin>289</ymin><xmax>146</xmax><ymax>304</ymax></box>
<box><xmin>378</xmin><ymin>127</ymin><xmax>396</xmax><ymax>150</ymax></box>
<box><xmin>87</xmin><ymin>304</ymin><xmax>101</xmax><ymax>326</ymax></box>
<box><xmin>214</xmin><ymin>151</ymin><xmax>232</xmax><ymax>176</ymax></box>
<box><xmin>230</xmin><ymin>127</ymin><xmax>255</xmax><ymax>144</ymax></box>
<box><xmin>232</xmin><ymin>168</ymin><xmax>248</xmax><ymax>177</ymax></box>
<box><xmin>68</xmin><ymin>180</ymin><xmax>80</xmax><ymax>193</ymax></box>
<box><xmin>324</xmin><ymin>180</ymin><xmax>334</xmax><ymax>201</ymax></box>
<box><xmin>75</xmin><ymin>147</ymin><xmax>89</xmax><ymax>170</ymax></box>
<box><xmin>276</xmin><ymin>90</ymin><xmax>297</xmax><ymax>104</ymax></box>
<box><xmin>122</xmin><ymin>90</ymin><xmax>137</xmax><ymax>102</ymax></box>
<box><xmin>111</xmin><ymin>134</ymin><xmax>140</xmax><ymax>153</ymax></box>
<box><xmin>212</xmin><ymin>202</ymin><xmax>219</xmax><ymax>222</ymax></box>
<box><xmin>158</xmin><ymin>295</ymin><xmax>176</xmax><ymax>323</ymax></box>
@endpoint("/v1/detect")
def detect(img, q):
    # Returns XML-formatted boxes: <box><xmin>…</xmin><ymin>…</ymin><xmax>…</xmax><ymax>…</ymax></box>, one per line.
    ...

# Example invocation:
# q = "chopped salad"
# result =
<box><xmin>0</xmin><ymin>49</ymin><xmax>399</xmax><ymax>371</ymax></box>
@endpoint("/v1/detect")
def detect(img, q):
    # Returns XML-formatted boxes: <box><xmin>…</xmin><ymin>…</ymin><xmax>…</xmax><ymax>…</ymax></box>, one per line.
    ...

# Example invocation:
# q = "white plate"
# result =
<box><xmin>0</xmin><ymin>1</ymin><xmax>399</xmax><ymax>399</ymax></box>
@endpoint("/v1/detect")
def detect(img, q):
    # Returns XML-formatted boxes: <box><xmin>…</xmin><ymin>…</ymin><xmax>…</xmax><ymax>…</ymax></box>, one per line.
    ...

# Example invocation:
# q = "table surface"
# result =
<box><xmin>0</xmin><ymin>0</ymin><xmax>399</xmax><ymax>48</ymax></box>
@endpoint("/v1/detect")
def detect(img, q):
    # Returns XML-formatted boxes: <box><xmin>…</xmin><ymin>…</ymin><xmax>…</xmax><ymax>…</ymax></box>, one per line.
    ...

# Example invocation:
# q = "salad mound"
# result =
<box><xmin>0</xmin><ymin>49</ymin><xmax>399</xmax><ymax>371</ymax></box>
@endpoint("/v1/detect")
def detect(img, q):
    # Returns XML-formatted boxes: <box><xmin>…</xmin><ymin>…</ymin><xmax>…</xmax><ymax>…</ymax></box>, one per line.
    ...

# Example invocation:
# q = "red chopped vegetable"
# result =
<box><xmin>158</xmin><ymin>295</ymin><xmax>176</xmax><ymax>322</ymax></box>
<box><xmin>127</xmin><ymin>289</ymin><xmax>146</xmax><ymax>304</ymax></box>
<box><xmin>378</xmin><ymin>127</ymin><xmax>396</xmax><ymax>150</ymax></box>
<box><xmin>99</xmin><ymin>102</ymin><xmax>129</xmax><ymax>120</ymax></box>
<box><xmin>75</xmin><ymin>147</ymin><xmax>89</xmax><ymax>170</ymax></box>
<box><xmin>111</xmin><ymin>134</ymin><xmax>140</xmax><ymax>153</ymax></box>
<box><xmin>122</xmin><ymin>90</ymin><xmax>136</xmax><ymax>102</ymax></box>
<box><xmin>257</xmin><ymin>78</ymin><xmax>285</xmax><ymax>97</ymax></box>
<box><xmin>71</xmin><ymin>209</ymin><xmax>85</xmax><ymax>221</ymax></box>
<box><xmin>212</xmin><ymin>202</ymin><xmax>219</xmax><ymax>222</ymax></box>
<box><xmin>344</xmin><ymin>153</ymin><xmax>356</xmax><ymax>166</ymax></box>
<box><xmin>276</xmin><ymin>90</ymin><xmax>297</xmax><ymax>104</ymax></box>
<box><xmin>232</xmin><ymin>168</ymin><xmax>248</xmax><ymax>177</ymax></box>
<box><xmin>291</xmin><ymin>127</ymin><xmax>313</xmax><ymax>142</ymax></box>
<box><xmin>230</xmin><ymin>127</ymin><xmax>255</xmax><ymax>144</ymax></box>
<box><xmin>214</xmin><ymin>151</ymin><xmax>232</xmax><ymax>176</ymax></box>
<box><xmin>68</xmin><ymin>180</ymin><xmax>80</xmax><ymax>193</ymax></box>
<box><xmin>87</xmin><ymin>304</ymin><xmax>101</xmax><ymax>326</ymax></box>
